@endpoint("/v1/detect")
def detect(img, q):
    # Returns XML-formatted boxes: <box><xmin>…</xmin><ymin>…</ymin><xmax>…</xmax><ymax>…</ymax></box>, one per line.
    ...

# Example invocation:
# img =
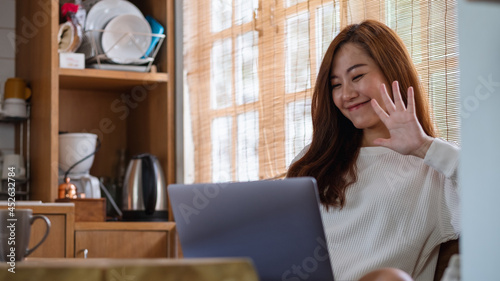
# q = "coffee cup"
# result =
<box><xmin>2</xmin><ymin>154</ymin><xmax>26</xmax><ymax>180</ymax></box>
<box><xmin>0</xmin><ymin>98</ymin><xmax>27</xmax><ymax>118</ymax></box>
<box><xmin>4</xmin><ymin>78</ymin><xmax>31</xmax><ymax>100</ymax></box>
<box><xmin>0</xmin><ymin>209</ymin><xmax>51</xmax><ymax>262</ymax></box>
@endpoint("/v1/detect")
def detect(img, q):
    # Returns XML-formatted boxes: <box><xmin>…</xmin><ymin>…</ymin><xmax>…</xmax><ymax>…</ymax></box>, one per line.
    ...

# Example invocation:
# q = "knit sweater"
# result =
<box><xmin>291</xmin><ymin>138</ymin><xmax>460</xmax><ymax>281</ymax></box>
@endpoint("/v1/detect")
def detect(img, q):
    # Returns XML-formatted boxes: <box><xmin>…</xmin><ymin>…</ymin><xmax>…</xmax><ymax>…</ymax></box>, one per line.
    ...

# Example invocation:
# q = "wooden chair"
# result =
<box><xmin>433</xmin><ymin>239</ymin><xmax>460</xmax><ymax>281</ymax></box>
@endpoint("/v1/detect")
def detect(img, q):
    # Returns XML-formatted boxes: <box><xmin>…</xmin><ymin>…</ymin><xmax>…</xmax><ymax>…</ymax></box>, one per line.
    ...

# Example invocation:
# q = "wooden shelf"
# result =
<box><xmin>59</xmin><ymin>68</ymin><xmax>169</xmax><ymax>91</ymax></box>
<box><xmin>17</xmin><ymin>0</ymin><xmax>176</xmax><ymax>212</ymax></box>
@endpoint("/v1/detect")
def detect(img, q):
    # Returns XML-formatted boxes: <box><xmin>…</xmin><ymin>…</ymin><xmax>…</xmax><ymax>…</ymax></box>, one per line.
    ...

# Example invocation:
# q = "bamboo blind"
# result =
<box><xmin>183</xmin><ymin>0</ymin><xmax>459</xmax><ymax>184</ymax></box>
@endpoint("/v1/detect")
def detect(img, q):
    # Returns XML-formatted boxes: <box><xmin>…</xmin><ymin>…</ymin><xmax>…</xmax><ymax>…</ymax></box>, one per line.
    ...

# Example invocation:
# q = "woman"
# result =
<box><xmin>287</xmin><ymin>20</ymin><xmax>460</xmax><ymax>281</ymax></box>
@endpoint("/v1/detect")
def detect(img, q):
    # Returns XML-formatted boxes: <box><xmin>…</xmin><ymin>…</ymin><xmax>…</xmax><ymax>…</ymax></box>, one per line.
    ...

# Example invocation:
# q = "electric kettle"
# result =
<box><xmin>121</xmin><ymin>153</ymin><xmax>168</xmax><ymax>221</ymax></box>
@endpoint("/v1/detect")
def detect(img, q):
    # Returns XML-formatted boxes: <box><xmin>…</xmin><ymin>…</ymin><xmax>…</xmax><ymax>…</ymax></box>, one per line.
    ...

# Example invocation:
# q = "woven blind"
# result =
<box><xmin>183</xmin><ymin>0</ymin><xmax>459</xmax><ymax>183</ymax></box>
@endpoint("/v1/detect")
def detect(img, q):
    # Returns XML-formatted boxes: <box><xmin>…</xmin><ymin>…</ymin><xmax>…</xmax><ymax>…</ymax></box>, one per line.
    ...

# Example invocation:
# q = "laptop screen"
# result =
<box><xmin>168</xmin><ymin>177</ymin><xmax>335</xmax><ymax>281</ymax></box>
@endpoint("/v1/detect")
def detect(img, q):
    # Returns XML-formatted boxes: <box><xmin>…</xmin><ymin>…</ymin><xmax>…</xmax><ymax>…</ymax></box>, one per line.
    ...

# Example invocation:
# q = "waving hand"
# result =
<box><xmin>370</xmin><ymin>81</ymin><xmax>434</xmax><ymax>158</ymax></box>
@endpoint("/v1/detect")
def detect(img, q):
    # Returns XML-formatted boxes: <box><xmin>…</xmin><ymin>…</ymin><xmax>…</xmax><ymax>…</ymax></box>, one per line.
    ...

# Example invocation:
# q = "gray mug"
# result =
<box><xmin>0</xmin><ymin>209</ymin><xmax>51</xmax><ymax>262</ymax></box>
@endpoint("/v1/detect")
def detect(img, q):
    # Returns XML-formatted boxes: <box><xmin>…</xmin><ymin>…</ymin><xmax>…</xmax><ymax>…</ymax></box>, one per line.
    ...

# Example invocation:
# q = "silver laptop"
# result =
<box><xmin>168</xmin><ymin>177</ymin><xmax>335</xmax><ymax>281</ymax></box>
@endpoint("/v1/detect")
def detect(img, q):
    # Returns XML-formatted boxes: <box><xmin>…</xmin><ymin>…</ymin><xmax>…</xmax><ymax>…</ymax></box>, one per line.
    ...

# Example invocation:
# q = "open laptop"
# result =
<box><xmin>168</xmin><ymin>177</ymin><xmax>335</xmax><ymax>281</ymax></box>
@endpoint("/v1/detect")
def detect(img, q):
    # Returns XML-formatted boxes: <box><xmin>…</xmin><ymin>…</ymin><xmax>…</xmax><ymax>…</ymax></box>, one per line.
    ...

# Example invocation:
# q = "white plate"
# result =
<box><xmin>84</xmin><ymin>0</ymin><xmax>144</xmax><ymax>57</ymax></box>
<box><xmin>101</xmin><ymin>14</ymin><xmax>152</xmax><ymax>64</ymax></box>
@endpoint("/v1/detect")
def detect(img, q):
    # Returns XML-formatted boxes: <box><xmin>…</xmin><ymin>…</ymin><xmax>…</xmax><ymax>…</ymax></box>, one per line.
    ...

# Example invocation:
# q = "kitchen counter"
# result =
<box><xmin>0</xmin><ymin>257</ymin><xmax>259</xmax><ymax>281</ymax></box>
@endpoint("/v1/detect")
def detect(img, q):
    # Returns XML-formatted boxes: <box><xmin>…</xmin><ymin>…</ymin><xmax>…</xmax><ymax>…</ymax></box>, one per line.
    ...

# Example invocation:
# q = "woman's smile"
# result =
<box><xmin>347</xmin><ymin>100</ymin><xmax>371</xmax><ymax>111</ymax></box>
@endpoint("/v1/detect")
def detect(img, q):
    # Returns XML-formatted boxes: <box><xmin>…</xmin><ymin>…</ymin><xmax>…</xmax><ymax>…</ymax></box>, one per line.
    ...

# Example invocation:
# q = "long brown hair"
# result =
<box><xmin>287</xmin><ymin>19</ymin><xmax>436</xmax><ymax>208</ymax></box>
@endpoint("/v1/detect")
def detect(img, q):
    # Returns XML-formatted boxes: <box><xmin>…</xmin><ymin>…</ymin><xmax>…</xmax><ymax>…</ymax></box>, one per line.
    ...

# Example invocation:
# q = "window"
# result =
<box><xmin>211</xmin><ymin>38</ymin><xmax>232</xmax><ymax>109</ymax></box>
<box><xmin>237</xmin><ymin>111</ymin><xmax>259</xmax><ymax>181</ymax></box>
<box><xmin>285</xmin><ymin>11</ymin><xmax>311</xmax><ymax>94</ymax></box>
<box><xmin>286</xmin><ymin>100</ymin><xmax>312</xmax><ymax>165</ymax></box>
<box><xmin>316</xmin><ymin>2</ymin><xmax>341</xmax><ymax>72</ymax></box>
<box><xmin>183</xmin><ymin>0</ymin><xmax>459</xmax><ymax>183</ymax></box>
<box><xmin>211</xmin><ymin>116</ymin><xmax>232</xmax><ymax>182</ymax></box>
<box><xmin>236</xmin><ymin>31</ymin><xmax>259</xmax><ymax>105</ymax></box>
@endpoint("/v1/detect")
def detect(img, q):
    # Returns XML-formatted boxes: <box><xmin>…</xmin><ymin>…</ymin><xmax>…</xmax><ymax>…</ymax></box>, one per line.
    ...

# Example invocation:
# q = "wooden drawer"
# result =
<box><xmin>0</xmin><ymin>203</ymin><xmax>75</xmax><ymax>258</ymax></box>
<box><xmin>74</xmin><ymin>222</ymin><xmax>177</xmax><ymax>258</ymax></box>
<box><xmin>29</xmin><ymin>213</ymin><xmax>66</xmax><ymax>258</ymax></box>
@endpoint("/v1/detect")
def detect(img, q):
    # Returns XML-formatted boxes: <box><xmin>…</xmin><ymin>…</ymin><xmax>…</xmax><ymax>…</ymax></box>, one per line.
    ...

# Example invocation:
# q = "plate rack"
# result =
<box><xmin>77</xmin><ymin>29</ymin><xmax>165</xmax><ymax>72</ymax></box>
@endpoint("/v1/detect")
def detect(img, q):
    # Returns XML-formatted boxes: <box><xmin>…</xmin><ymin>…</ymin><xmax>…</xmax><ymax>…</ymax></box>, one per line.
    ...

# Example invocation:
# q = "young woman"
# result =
<box><xmin>287</xmin><ymin>20</ymin><xmax>460</xmax><ymax>281</ymax></box>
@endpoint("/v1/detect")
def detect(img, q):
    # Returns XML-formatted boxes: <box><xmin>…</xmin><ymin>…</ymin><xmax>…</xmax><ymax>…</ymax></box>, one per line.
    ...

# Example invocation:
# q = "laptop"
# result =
<box><xmin>168</xmin><ymin>177</ymin><xmax>335</xmax><ymax>281</ymax></box>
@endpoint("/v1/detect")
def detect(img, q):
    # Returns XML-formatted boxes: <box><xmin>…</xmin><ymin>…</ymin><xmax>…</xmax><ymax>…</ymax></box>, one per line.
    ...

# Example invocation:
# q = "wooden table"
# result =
<box><xmin>0</xmin><ymin>258</ymin><xmax>260</xmax><ymax>281</ymax></box>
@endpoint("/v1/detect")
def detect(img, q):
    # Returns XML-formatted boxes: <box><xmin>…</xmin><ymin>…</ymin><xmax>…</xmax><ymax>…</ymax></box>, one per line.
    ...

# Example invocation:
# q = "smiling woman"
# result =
<box><xmin>287</xmin><ymin>20</ymin><xmax>460</xmax><ymax>281</ymax></box>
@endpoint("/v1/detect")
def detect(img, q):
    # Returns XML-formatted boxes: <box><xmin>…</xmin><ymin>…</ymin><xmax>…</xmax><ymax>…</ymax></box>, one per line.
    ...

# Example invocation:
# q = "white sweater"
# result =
<box><xmin>292</xmin><ymin>138</ymin><xmax>460</xmax><ymax>281</ymax></box>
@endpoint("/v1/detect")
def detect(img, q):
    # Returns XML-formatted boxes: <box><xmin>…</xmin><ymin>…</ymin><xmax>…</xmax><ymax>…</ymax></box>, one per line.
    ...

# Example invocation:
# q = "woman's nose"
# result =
<box><xmin>342</xmin><ymin>84</ymin><xmax>358</xmax><ymax>100</ymax></box>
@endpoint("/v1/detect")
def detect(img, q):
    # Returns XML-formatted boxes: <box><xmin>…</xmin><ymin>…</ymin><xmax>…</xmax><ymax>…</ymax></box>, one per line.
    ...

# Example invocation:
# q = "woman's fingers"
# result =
<box><xmin>407</xmin><ymin>86</ymin><xmax>415</xmax><ymax>114</ymax></box>
<box><xmin>379</xmin><ymin>81</ymin><xmax>410</xmax><ymax>114</ymax></box>
<box><xmin>371</xmin><ymin>99</ymin><xmax>390</xmax><ymax>123</ymax></box>
<box><xmin>379</xmin><ymin>83</ymin><xmax>396</xmax><ymax>113</ymax></box>
<box><xmin>392</xmin><ymin>81</ymin><xmax>406</xmax><ymax>111</ymax></box>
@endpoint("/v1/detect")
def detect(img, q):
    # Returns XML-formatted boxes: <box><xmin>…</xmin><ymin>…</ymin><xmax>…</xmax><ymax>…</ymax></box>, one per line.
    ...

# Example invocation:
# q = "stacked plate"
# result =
<box><xmin>80</xmin><ymin>0</ymin><xmax>153</xmax><ymax>65</ymax></box>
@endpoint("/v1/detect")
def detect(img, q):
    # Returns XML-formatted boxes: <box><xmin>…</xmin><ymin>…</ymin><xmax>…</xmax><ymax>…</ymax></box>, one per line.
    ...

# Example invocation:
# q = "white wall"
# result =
<box><xmin>457</xmin><ymin>0</ymin><xmax>500</xmax><ymax>280</ymax></box>
<box><xmin>0</xmin><ymin>0</ymin><xmax>16</xmax><ymax>156</ymax></box>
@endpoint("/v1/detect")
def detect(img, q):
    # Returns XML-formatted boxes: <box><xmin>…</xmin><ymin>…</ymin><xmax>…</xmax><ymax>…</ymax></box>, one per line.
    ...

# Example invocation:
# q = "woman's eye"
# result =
<box><xmin>332</xmin><ymin>84</ymin><xmax>341</xmax><ymax>89</ymax></box>
<box><xmin>353</xmin><ymin>74</ymin><xmax>364</xmax><ymax>81</ymax></box>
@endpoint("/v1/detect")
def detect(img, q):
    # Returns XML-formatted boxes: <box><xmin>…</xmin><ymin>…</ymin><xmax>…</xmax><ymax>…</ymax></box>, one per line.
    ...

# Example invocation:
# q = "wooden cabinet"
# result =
<box><xmin>74</xmin><ymin>222</ymin><xmax>177</xmax><ymax>258</ymax></box>
<box><xmin>0</xmin><ymin>203</ymin><xmax>75</xmax><ymax>258</ymax></box>
<box><xmin>16</xmin><ymin>0</ymin><xmax>176</xmax><ymax>217</ymax></box>
<box><xmin>0</xmin><ymin>202</ymin><xmax>177</xmax><ymax>259</ymax></box>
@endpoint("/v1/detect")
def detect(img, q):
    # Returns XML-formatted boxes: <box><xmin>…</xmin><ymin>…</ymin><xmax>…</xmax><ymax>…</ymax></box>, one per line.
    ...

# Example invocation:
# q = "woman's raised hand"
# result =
<box><xmin>370</xmin><ymin>81</ymin><xmax>434</xmax><ymax>158</ymax></box>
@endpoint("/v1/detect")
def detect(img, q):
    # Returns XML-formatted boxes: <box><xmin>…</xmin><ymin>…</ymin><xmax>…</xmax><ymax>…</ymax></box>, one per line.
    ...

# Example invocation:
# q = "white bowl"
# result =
<box><xmin>59</xmin><ymin>133</ymin><xmax>98</xmax><ymax>174</ymax></box>
<box><xmin>101</xmin><ymin>14</ymin><xmax>152</xmax><ymax>64</ymax></box>
<box><xmin>1</xmin><ymin>98</ymin><xmax>27</xmax><ymax>118</ymax></box>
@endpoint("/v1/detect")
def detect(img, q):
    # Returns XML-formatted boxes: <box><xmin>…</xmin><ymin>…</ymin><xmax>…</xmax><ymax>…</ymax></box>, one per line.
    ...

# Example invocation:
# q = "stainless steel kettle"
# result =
<box><xmin>121</xmin><ymin>153</ymin><xmax>168</xmax><ymax>221</ymax></box>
